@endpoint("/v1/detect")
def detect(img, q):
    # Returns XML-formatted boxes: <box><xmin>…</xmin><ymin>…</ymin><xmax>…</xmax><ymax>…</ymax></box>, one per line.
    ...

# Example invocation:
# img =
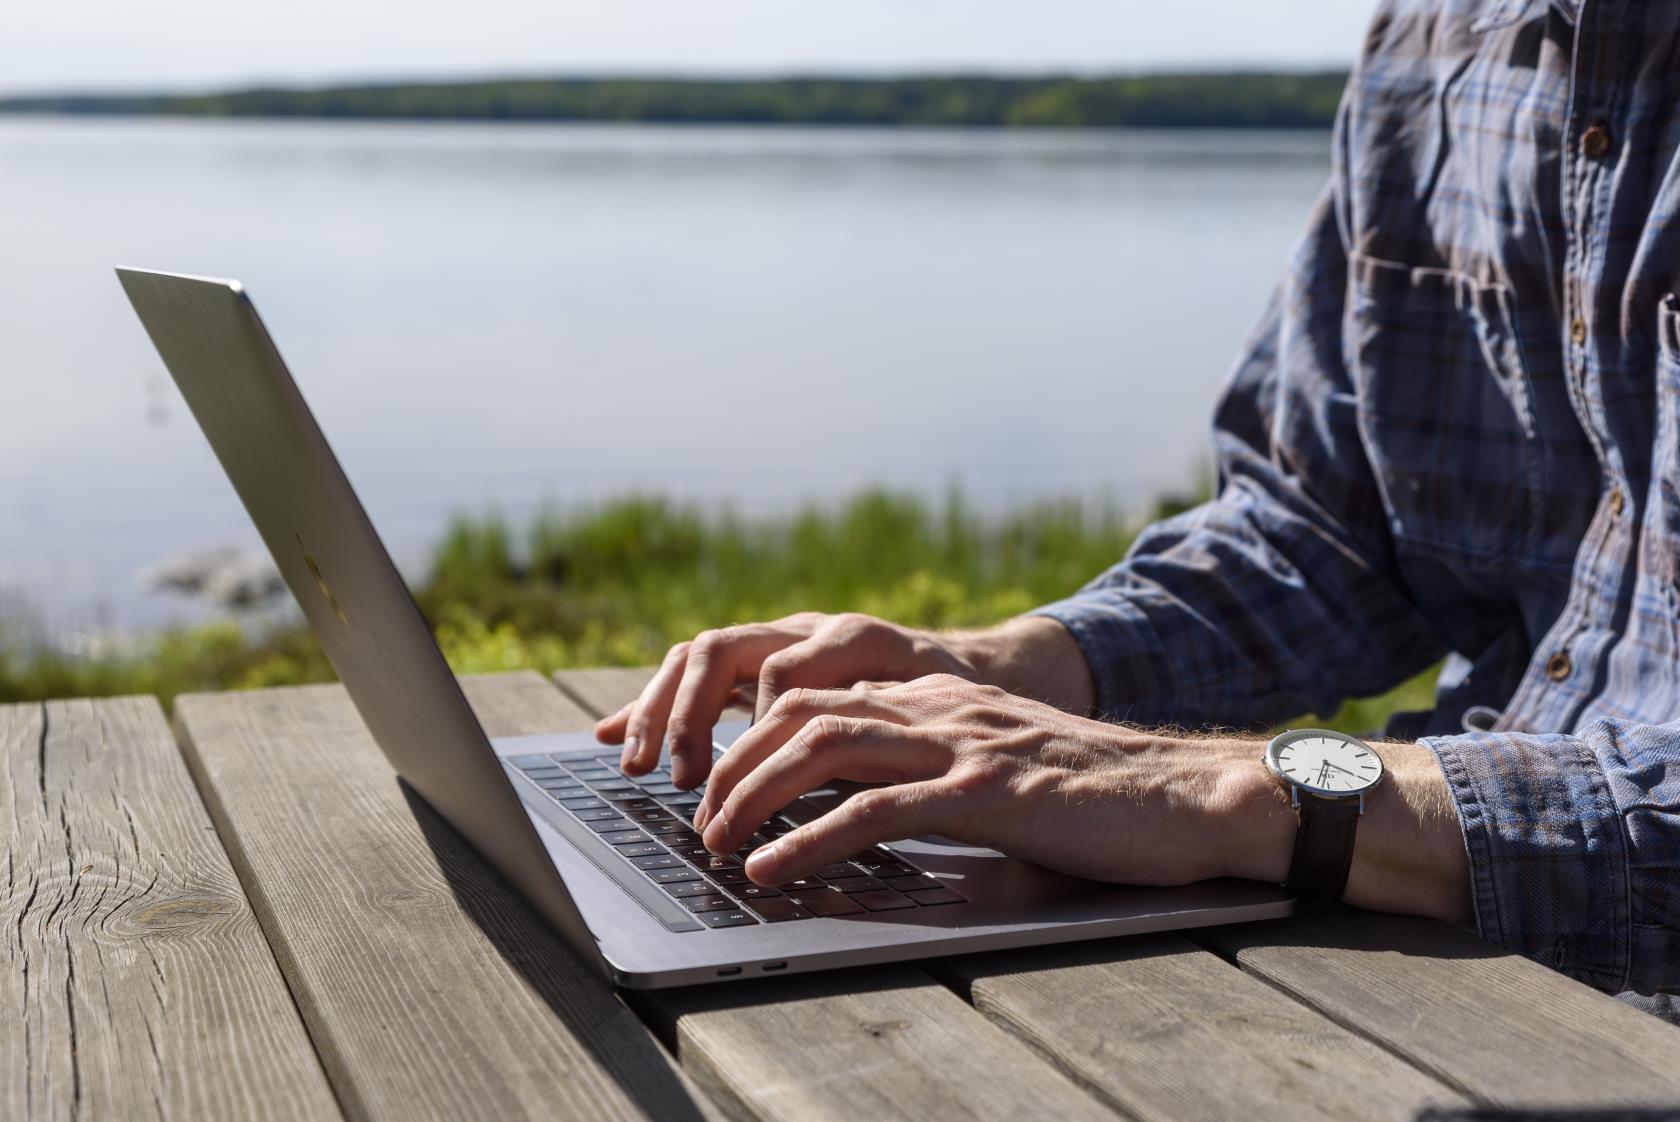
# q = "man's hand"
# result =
<box><xmin>692</xmin><ymin>674</ymin><xmax>1280</xmax><ymax>887</ymax></box>
<box><xmin>688</xmin><ymin>674</ymin><xmax>1474</xmax><ymax>925</ymax></box>
<box><xmin>594</xmin><ymin>612</ymin><xmax>1091</xmax><ymax>787</ymax></box>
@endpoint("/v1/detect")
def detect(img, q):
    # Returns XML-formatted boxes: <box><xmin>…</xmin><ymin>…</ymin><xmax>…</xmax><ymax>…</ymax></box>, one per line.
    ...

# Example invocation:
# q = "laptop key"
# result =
<box><xmin>599</xmin><ymin>829</ymin><xmax>648</xmax><ymax>845</ymax></box>
<box><xmin>585</xmin><ymin>818</ymin><xmax>634</xmax><ymax>834</ymax></box>
<box><xmin>733</xmin><ymin>882</ymin><xmax>784</xmax><ymax>900</ymax></box>
<box><xmin>704</xmin><ymin>869</ymin><xmax>750</xmax><ymax>887</ymax></box>
<box><xmin>663</xmin><ymin>880</ymin><xmax>719</xmax><ymax>898</ymax></box>
<box><xmin>681</xmin><ymin>895</ymin><xmax>738</xmax><ymax>913</ymax></box>
<box><xmin>779</xmin><ymin>876</ymin><xmax>824</xmax><ymax>891</ymax></box>
<box><xmin>587</xmin><ymin>779</ymin><xmax>638</xmax><ymax>793</ymax></box>
<box><xmin>851</xmin><ymin>890</ymin><xmax>916</xmax><ymax>912</ymax></box>
<box><xmin>560</xmin><ymin>797</ymin><xmax>607</xmax><ymax>811</ymax></box>
<box><xmin>744</xmin><ymin>897</ymin><xmax>811</xmax><ymax>922</ymax></box>
<box><xmin>614</xmin><ymin>842</ymin><xmax>666</xmax><ymax>859</ymax></box>
<box><xmin>607</xmin><ymin>795</ymin><xmax>659</xmax><ymax>809</ymax></box>
<box><xmin>643</xmin><ymin>820</ymin><xmax>688</xmax><ymax>835</ymax></box>
<box><xmin>641</xmin><ymin>783</ymin><xmax>682</xmax><ymax>796</ymax></box>
<box><xmin>786</xmin><ymin>887</ymin><xmax>865</xmax><ymax>916</ymax></box>
<box><xmin>670</xmin><ymin>843</ymin><xmax>712</xmax><ymax>860</ymax></box>
<box><xmin>649</xmin><ymin>867</ymin><xmax>702</xmax><ymax>884</ymax></box>
<box><xmin>691</xmin><ymin>854</ymin><xmax>741</xmax><ymax>872</ymax></box>
<box><xmin>629</xmin><ymin>808</ymin><xmax>675</xmax><ymax>824</ymax></box>
<box><xmin>909</xmin><ymin>886</ymin><xmax>966</xmax><ymax>906</ymax></box>
<box><xmin>818</xmin><ymin>863</ymin><xmax>866</xmax><ymax>880</ymax></box>
<box><xmin>700</xmin><ymin>910</ymin><xmax>758</xmax><ymax>929</ymax></box>
<box><xmin>863</xmin><ymin>861</ymin><xmax>919</xmax><ymax>879</ymax></box>
<box><xmin>509</xmin><ymin>754</ymin><xmax>555</xmax><ymax>769</ymax></box>
<box><xmin>574</xmin><ymin>807</ymin><xmax>621</xmax><ymax>822</ymax></box>
<box><xmin>831</xmin><ymin>876</ymin><xmax>887</xmax><ymax>894</ymax></box>
<box><xmin>881</xmin><ymin>873</ymin><xmax>944</xmax><ymax>893</ymax></box>
<box><xmin>631</xmin><ymin>854</ymin><xmax>685</xmax><ymax>871</ymax></box>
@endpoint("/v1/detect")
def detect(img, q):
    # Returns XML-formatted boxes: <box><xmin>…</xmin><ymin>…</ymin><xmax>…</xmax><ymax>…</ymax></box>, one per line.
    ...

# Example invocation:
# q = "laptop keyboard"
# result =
<box><xmin>507</xmin><ymin>751</ymin><xmax>966</xmax><ymax>929</ymax></box>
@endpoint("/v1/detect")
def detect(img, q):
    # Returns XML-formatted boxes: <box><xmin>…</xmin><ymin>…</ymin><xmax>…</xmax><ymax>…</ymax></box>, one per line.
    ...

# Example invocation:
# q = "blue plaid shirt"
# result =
<box><xmin>1037</xmin><ymin>0</ymin><xmax>1680</xmax><ymax>996</ymax></box>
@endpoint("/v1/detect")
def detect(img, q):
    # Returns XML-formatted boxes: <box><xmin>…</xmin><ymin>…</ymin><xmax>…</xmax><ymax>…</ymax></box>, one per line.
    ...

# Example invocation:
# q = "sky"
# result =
<box><xmin>0</xmin><ymin>1</ymin><xmax>1377</xmax><ymax>95</ymax></box>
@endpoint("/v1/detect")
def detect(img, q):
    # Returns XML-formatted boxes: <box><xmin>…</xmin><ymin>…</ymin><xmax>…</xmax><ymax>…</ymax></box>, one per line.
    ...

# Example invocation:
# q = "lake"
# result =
<box><xmin>0</xmin><ymin>118</ymin><xmax>1330</xmax><ymax>635</ymax></box>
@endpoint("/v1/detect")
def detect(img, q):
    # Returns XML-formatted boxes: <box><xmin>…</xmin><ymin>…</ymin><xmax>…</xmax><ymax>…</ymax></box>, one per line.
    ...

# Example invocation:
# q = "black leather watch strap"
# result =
<box><xmin>1284</xmin><ymin>793</ymin><xmax>1361</xmax><ymax>904</ymax></box>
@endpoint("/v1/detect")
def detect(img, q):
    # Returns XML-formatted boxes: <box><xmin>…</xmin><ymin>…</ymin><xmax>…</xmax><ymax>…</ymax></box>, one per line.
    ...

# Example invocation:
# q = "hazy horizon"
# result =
<box><xmin>2</xmin><ymin>2</ymin><xmax>1376</xmax><ymax>97</ymax></box>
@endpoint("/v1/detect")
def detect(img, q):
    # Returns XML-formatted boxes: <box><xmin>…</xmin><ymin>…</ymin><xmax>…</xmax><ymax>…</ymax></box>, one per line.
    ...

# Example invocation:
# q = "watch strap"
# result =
<box><xmin>1284</xmin><ymin>793</ymin><xmax>1361</xmax><ymax>904</ymax></box>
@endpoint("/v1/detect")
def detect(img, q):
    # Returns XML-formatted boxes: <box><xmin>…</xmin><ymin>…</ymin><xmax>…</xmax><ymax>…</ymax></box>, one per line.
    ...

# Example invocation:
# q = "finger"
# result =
<box><xmin>594</xmin><ymin>700</ymin><xmax>634</xmax><ymax>745</ymax></box>
<box><xmin>744</xmin><ymin>782</ymin><xmax>947</xmax><ymax>884</ymax></box>
<box><xmin>666</xmin><ymin>625</ymin><xmax>799</xmax><ymax>789</ymax></box>
<box><xmin>701</xmin><ymin>718</ymin><xmax>943</xmax><ymax>854</ymax></box>
<box><xmin>758</xmin><ymin>635</ymin><xmax>903</xmax><ymax>720</ymax></box>
<box><xmin>620</xmin><ymin>643</ymin><xmax>692</xmax><ymax>775</ymax></box>
<box><xmin>695</xmin><ymin>686</ymin><xmax>903</xmax><ymax>831</ymax></box>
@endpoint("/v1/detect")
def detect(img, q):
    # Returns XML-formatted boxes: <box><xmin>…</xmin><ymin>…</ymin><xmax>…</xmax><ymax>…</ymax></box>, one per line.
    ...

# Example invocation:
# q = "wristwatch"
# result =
<box><xmin>1263</xmin><ymin>728</ymin><xmax>1385</xmax><ymax>904</ymax></box>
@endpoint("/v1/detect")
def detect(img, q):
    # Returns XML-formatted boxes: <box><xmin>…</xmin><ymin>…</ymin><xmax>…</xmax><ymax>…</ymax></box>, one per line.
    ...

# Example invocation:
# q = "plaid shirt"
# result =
<box><xmin>1036</xmin><ymin>0</ymin><xmax>1680</xmax><ymax>995</ymax></box>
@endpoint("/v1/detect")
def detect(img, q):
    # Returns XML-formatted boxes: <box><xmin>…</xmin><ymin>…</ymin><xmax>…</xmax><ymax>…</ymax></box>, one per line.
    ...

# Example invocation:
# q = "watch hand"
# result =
<box><xmin>1321</xmin><ymin>759</ymin><xmax>1361</xmax><ymax>779</ymax></box>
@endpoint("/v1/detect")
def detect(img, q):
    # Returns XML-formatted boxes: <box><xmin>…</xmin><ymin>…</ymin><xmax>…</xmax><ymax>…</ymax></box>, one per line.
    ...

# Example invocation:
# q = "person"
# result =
<box><xmin>598</xmin><ymin>0</ymin><xmax>1680</xmax><ymax>1006</ymax></box>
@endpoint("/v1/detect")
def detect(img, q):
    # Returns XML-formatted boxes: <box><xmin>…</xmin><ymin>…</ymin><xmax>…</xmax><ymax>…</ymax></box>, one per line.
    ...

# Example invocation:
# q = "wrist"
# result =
<box><xmin>1204</xmin><ymin>741</ymin><xmax>1297</xmax><ymax>883</ymax></box>
<box><xmin>944</xmin><ymin>616</ymin><xmax>1095</xmax><ymax>714</ymax></box>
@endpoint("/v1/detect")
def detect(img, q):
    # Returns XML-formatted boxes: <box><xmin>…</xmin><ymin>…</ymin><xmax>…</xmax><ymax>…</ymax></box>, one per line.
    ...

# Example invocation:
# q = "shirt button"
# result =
<box><xmin>1581</xmin><ymin>123</ymin><xmax>1613</xmax><ymax>159</ymax></box>
<box><xmin>1609</xmin><ymin>487</ymin><xmax>1625</xmax><ymax>517</ymax></box>
<box><xmin>1570</xmin><ymin>318</ymin><xmax>1588</xmax><ymax>345</ymax></box>
<box><xmin>1546</xmin><ymin>651</ymin><xmax>1573</xmax><ymax>682</ymax></box>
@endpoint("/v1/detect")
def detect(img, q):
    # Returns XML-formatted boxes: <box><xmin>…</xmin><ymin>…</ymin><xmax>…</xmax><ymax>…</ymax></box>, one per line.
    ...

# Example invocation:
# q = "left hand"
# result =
<box><xmin>692</xmin><ymin>674</ymin><xmax>1289</xmax><ymax>888</ymax></box>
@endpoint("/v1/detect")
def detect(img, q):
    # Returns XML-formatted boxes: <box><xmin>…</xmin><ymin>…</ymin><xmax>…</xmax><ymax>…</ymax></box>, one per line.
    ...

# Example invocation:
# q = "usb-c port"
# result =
<box><xmin>762</xmin><ymin>961</ymin><xmax>787</xmax><ymax>972</ymax></box>
<box><xmin>716</xmin><ymin>966</ymin><xmax>742</xmax><ymax>977</ymax></box>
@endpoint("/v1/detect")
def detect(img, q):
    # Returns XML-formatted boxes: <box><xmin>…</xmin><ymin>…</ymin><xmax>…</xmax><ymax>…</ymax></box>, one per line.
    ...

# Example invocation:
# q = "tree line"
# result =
<box><xmin>0</xmin><ymin>73</ymin><xmax>1347</xmax><ymax>129</ymax></box>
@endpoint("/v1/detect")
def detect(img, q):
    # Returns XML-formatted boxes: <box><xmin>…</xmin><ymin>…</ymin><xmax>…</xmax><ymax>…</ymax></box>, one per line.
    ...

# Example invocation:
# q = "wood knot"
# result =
<box><xmin>133</xmin><ymin>897</ymin><xmax>234</xmax><ymax>929</ymax></box>
<box><xmin>377</xmin><ymin>888</ymin><xmax>442</xmax><ymax>911</ymax></box>
<box><xmin>858</xmin><ymin>1019</ymin><xmax>910</xmax><ymax>1039</ymax></box>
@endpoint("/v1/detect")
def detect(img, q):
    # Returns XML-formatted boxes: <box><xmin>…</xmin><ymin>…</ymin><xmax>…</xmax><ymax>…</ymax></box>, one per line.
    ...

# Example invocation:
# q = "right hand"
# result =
<box><xmin>593</xmin><ymin>612</ymin><xmax>977</xmax><ymax>787</ymax></box>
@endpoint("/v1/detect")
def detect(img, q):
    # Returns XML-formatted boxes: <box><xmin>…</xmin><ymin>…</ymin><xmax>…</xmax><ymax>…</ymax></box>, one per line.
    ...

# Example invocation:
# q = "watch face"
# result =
<box><xmin>1266</xmin><ymin>729</ymin><xmax>1384</xmax><ymax>797</ymax></box>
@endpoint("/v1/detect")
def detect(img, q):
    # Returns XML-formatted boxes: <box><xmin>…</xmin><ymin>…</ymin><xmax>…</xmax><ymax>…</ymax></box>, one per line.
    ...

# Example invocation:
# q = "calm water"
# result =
<box><xmin>0</xmin><ymin>118</ymin><xmax>1330</xmax><ymax>634</ymax></box>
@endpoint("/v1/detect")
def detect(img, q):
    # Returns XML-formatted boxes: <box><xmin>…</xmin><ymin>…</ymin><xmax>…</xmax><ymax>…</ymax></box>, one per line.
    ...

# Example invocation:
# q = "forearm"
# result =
<box><xmin>1219</xmin><ymin>738</ymin><xmax>1473</xmax><ymax>925</ymax></box>
<box><xmin>946</xmin><ymin>616</ymin><xmax>1095</xmax><ymax>716</ymax></box>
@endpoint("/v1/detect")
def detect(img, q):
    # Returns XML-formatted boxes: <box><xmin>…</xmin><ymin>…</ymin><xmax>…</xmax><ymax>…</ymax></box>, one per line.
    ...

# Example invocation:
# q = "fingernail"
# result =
<box><xmin>671</xmin><ymin>754</ymin><xmax>690</xmax><ymax>788</ymax></box>
<box><xmin>693</xmin><ymin>800</ymin><xmax>712</xmax><ymax>831</ymax></box>
<box><xmin>620</xmin><ymin>733</ymin><xmax>639</xmax><ymax>770</ymax></box>
<box><xmin>745</xmin><ymin>844</ymin><xmax>780</xmax><ymax>882</ymax></box>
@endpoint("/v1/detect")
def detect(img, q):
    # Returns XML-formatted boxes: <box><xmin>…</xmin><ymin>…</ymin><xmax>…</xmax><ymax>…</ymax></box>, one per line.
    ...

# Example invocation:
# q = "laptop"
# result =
<box><xmin>117</xmin><ymin>267</ymin><xmax>1292</xmax><ymax>988</ymax></box>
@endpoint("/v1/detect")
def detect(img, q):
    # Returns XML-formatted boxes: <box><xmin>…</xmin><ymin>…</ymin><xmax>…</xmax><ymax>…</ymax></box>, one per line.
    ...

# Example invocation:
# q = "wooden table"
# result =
<box><xmin>8</xmin><ymin>669</ymin><xmax>1680</xmax><ymax>1121</ymax></box>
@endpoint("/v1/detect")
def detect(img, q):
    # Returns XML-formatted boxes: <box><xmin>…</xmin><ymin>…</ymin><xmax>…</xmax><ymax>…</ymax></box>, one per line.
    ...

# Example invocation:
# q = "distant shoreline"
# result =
<box><xmin>0</xmin><ymin>72</ymin><xmax>1347</xmax><ymax>130</ymax></box>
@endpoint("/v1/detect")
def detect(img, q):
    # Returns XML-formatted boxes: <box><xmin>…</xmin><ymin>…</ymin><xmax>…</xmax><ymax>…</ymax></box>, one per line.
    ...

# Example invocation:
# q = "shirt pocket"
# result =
<box><xmin>1345</xmin><ymin>252</ymin><xmax>1543</xmax><ymax>567</ymax></box>
<box><xmin>1645</xmin><ymin>296</ymin><xmax>1680</xmax><ymax>595</ymax></box>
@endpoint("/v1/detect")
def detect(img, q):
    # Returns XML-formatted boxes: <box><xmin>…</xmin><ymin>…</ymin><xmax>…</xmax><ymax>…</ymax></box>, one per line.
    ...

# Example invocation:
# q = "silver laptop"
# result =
<box><xmin>118</xmin><ymin>267</ymin><xmax>1291</xmax><ymax>988</ymax></box>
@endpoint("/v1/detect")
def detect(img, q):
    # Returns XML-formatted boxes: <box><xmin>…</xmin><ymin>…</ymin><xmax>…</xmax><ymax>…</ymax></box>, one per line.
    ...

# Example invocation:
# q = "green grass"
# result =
<box><xmin>0</xmin><ymin>489</ymin><xmax>1438</xmax><ymax>734</ymax></box>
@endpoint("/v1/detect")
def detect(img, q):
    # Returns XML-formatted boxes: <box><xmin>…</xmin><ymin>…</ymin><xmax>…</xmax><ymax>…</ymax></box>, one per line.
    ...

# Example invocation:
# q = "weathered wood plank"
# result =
<box><xmin>173</xmin><ymin>673</ymin><xmax>725</xmax><ymax>1122</ymax></box>
<box><xmin>1195</xmin><ymin>911</ymin><xmax>1680</xmax><ymax>1106</ymax></box>
<box><xmin>938</xmin><ymin>937</ymin><xmax>1461</xmax><ymax>1122</ymax></box>
<box><xmin>530</xmin><ymin>670</ymin><xmax>1121</xmax><ymax>1122</ymax></box>
<box><xmin>551</xmin><ymin>666</ymin><xmax>656</xmax><ymax>722</ymax></box>
<box><xmin>1</xmin><ymin>697</ymin><xmax>341</xmax><ymax>1121</ymax></box>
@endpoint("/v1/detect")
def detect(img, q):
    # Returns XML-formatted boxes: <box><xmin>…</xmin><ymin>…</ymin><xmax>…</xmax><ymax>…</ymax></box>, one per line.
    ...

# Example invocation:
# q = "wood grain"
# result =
<box><xmin>1</xmin><ymin>697</ymin><xmax>340</xmax><ymax>1121</ymax></box>
<box><xmin>527</xmin><ymin>670</ymin><xmax>1120</xmax><ymax>1122</ymax></box>
<box><xmin>173</xmin><ymin>674</ymin><xmax>724</xmax><ymax>1122</ymax></box>
<box><xmin>938</xmin><ymin>936</ymin><xmax>1460</xmax><ymax>1122</ymax></box>
<box><xmin>1196</xmin><ymin>911</ymin><xmax>1680</xmax><ymax>1106</ymax></box>
<box><xmin>551</xmin><ymin>667</ymin><xmax>656</xmax><ymax>722</ymax></box>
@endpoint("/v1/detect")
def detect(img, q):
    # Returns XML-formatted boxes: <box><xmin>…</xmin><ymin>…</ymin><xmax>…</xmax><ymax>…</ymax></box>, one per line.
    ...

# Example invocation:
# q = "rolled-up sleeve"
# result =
<box><xmin>1422</xmin><ymin>722</ymin><xmax>1680</xmax><ymax>995</ymax></box>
